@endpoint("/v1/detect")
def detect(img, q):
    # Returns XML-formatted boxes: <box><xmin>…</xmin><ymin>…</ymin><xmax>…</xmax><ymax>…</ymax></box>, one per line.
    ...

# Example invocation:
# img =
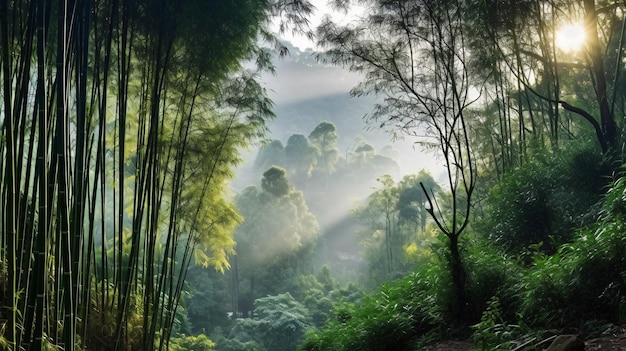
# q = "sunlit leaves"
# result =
<box><xmin>169</xmin><ymin>334</ymin><xmax>216</xmax><ymax>351</ymax></box>
<box><xmin>0</xmin><ymin>0</ymin><xmax>312</xmax><ymax>349</ymax></box>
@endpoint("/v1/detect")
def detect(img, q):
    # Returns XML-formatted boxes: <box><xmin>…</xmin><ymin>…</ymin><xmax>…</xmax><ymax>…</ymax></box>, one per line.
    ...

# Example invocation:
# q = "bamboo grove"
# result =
<box><xmin>323</xmin><ymin>0</ymin><xmax>625</xmax><ymax>180</ymax></box>
<box><xmin>0</xmin><ymin>0</ymin><xmax>312</xmax><ymax>350</ymax></box>
<box><xmin>316</xmin><ymin>0</ymin><xmax>625</xmax><ymax>332</ymax></box>
<box><xmin>470</xmin><ymin>0</ymin><xmax>625</xmax><ymax>176</ymax></box>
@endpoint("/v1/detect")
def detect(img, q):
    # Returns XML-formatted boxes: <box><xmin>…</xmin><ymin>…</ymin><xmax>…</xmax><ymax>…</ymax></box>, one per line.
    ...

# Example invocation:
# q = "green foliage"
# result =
<box><xmin>397</xmin><ymin>171</ymin><xmax>439</xmax><ymax>232</ymax></box>
<box><xmin>471</xmin><ymin>297</ymin><xmax>526</xmax><ymax>350</ymax></box>
<box><xmin>169</xmin><ymin>334</ymin><xmax>216</xmax><ymax>351</ymax></box>
<box><xmin>261</xmin><ymin>166</ymin><xmax>291</xmax><ymax>197</ymax></box>
<box><xmin>185</xmin><ymin>266</ymin><xmax>231</xmax><ymax>335</ymax></box>
<box><xmin>483</xmin><ymin>144</ymin><xmax>606</xmax><ymax>253</ymax></box>
<box><xmin>603</xmin><ymin>170</ymin><xmax>626</xmax><ymax>216</ymax></box>
<box><xmin>353</xmin><ymin>172</ymin><xmax>442</xmax><ymax>284</ymax></box>
<box><xmin>308</xmin><ymin>121</ymin><xmax>340</xmax><ymax>175</ymax></box>
<box><xmin>284</xmin><ymin>134</ymin><xmax>317</xmax><ymax>188</ymax></box>
<box><xmin>213</xmin><ymin>332</ymin><xmax>266</xmax><ymax>351</ymax></box>
<box><xmin>302</xmin><ymin>291</ymin><xmax>335</xmax><ymax>328</ymax></box>
<box><xmin>83</xmin><ymin>281</ymin><xmax>145</xmax><ymax>350</ymax></box>
<box><xmin>299</xmin><ymin>258</ymin><xmax>449</xmax><ymax>351</ymax></box>
<box><xmin>464</xmin><ymin>237</ymin><xmax>522</xmax><ymax>323</ymax></box>
<box><xmin>295</xmin><ymin>267</ymin><xmax>348</xmax><ymax>328</ymax></box>
<box><xmin>516</xmin><ymin>173</ymin><xmax>626</xmax><ymax>329</ymax></box>
<box><xmin>220</xmin><ymin>293</ymin><xmax>311</xmax><ymax>351</ymax></box>
<box><xmin>233</xmin><ymin>179</ymin><xmax>320</xmax><ymax>302</ymax></box>
<box><xmin>518</xmin><ymin>221</ymin><xmax>626</xmax><ymax>328</ymax></box>
<box><xmin>254</xmin><ymin>293</ymin><xmax>313</xmax><ymax>351</ymax></box>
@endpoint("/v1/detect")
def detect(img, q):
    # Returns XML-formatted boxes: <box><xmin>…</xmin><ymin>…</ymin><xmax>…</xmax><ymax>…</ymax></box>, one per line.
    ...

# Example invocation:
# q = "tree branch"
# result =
<box><xmin>559</xmin><ymin>100</ymin><xmax>607</xmax><ymax>153</ymax></box>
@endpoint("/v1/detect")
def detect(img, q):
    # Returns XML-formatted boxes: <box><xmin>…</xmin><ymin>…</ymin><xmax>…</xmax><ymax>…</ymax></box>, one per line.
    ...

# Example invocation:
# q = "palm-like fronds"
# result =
<box><xmin>0</xmin><ymin>0</ymin><xmax>312</xmax><ymax>350</ymax></box>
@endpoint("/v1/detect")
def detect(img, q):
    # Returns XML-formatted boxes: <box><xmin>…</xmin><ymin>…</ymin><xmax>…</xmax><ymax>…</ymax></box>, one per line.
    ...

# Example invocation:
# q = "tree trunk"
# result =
<box><xmin>584</xmin><ymin>0</ymin><xmax>618</xmax><ymax>152</ymax></box>
<box><xmin>448</xmin><ymin>234</ymin><xmax>466</xmax><ymax>323</ymax></box>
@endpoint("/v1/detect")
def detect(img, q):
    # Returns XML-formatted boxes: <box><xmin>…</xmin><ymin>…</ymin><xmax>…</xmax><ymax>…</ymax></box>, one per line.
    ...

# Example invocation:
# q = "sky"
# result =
<box><xmin>260</xmin><ymin>1</ymin><xmax>362</xmax><ymax>106</ymax></box>
<box><xmin>259</xmin><ymin>50</ymin><xmax>361</xmax><ymax>105</ymax></box>
<box><xmin>273</xmin><ymin>0</ymin><xmax>365</xmax><ymax>51</ymax></box>
<box><xmin>233</xmin><ymin>0</ymin><xmax>447</xmax><ymax>188</ymax></box>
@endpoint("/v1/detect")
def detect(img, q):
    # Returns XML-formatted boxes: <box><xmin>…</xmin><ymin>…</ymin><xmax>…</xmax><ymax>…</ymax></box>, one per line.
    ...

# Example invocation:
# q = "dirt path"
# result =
<box><xmin>423</xmin><ymin>328</ymin><xmax>626</xmax><ymax>350</ymax></box>
<box><xmin>585</xmin><ymin>329</ymin><xmax>626</xmax><ymax>350</ymax></box>
<box><xmin>424</xmin><ymin>340</ymin><xmax>474</xmax><ymax>351</ymax></box>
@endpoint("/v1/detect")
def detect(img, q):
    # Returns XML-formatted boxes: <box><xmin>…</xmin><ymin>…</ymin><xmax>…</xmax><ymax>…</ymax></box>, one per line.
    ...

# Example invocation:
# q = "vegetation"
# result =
<box><xmin>0</xmin><ymin>0</ymin><xmax>313</xmax><ymax>349</ymax></box>
<box><xmin>353</xmin><ymin>172</ymin><xmax>440</xmax><ymax>284</ymax></box>
<box><xmin>298</xmin><ymin>0</ymin><xmax>626</xmax><ymax>349</ymax></box>
<box><xmin>2</xmin><ymin>0</ymin><xmax>626</xmax><ymax>350</ymax></box>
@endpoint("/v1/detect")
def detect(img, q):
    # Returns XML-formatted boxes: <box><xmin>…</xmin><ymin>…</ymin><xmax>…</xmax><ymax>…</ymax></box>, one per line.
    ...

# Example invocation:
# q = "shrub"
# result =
<box><xmin>298</xmin><ymin>256</ymin><xmax>449</xmax><ymax>351</ymax></box>
<box><xmin>212</xmin><ymin>332</ymin><xmax>266</xmax><ymax>351</ymax></box>
<box><xmin>169</xmin><ymin>334</ymin><xmax>216</xmax><ymax>351</ymax></box>
<box><xmin>472</xmin><ymin>296</ymin><xmax>528</xmax><ymax>350</ymax></box>
<box><xmin>518</xmin><ymin>174</ymin><xmax>626</xmax><ymax>329</ymax></box>
<box><xmin>483</xmin><ymin>144</ymin><xmax>606</xmax><ymax>254</ymax></box>
<box><xmin>253</xmin><ymin>293</ymin><xmax>313</xmax><ymax>351</ymax></box>
<box><xmin>464</xmin><ymin>237</ymin><xmax>522</xmax><ymax>323</ymax></box>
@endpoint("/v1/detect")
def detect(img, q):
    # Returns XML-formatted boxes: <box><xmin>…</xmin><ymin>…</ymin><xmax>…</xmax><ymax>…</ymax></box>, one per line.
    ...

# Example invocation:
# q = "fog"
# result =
<box><xmin>235</xmin><ymin>43</ymin><xmax>446</xmax><ymax>186</ymax></box>
<box><xmin>232</xmin><ymin>43</ymin><xmax>446</xmax><ymax>283</ymax></box>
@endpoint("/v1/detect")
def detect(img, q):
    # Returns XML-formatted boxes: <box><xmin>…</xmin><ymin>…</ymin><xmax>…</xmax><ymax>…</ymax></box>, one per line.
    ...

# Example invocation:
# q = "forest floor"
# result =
<box><xmin>424</xmin><ymin>327</ymin><xmax>626</xmax><ymax>350</ymax></box>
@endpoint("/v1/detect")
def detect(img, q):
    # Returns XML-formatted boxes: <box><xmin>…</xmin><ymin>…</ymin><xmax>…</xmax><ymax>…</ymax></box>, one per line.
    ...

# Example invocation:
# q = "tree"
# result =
<box><xmin>184</xmin><ymin>265</ymin><xmax>231</xmax><ymax>335</ymax></box>
<box><xmin>230</xmin><ymin>171</ymin><xmax>319</xmax><ymax>318</ymax></box>
<box><xmin>169</xmin><ymin>334</ymin><xmax>216</xmax><ymax>351</ymax></box>
<box><xmin>397</xmin><ymin>171</ymin><xmax>440</xmax><ymax>232</ymax></box>
<box><xmin>285</xmin><ymin>133</ymin><xmax>317</xmax><ymax>189</ymax></box>
<box><xmin>354</xmin><ymin>175</ymin><xmax>401</xmax><ymax>280</ymax></box>
<box><xmin>469</xmin><ymin>0</ymin><xmax>625</xmax><ymax>157</ymax></box>
<box><xmin>251</xmin><ymin>293</ymin><xmax>312</xmax><ymax>351</ymax></box>
<box><xmin>347</xmin><ymin>137</ymin><xmax>375</xmax><ymax>167</ymax></box>
<box><xmin>354</xmin><ymin>172</ymin><xmax>442</xmax><ymax>283</ymax></box>
<box><xmin>0</xmin><ymin>0</ymin><xmax>314</xmax><ymax>349</ymax></box>
<box><xmin>222</xmin><ymin>293</ymin><xmax>311</xmax><ymax>351</ymax></box>
<box><xmin>309</xmin><ymin>121</ymin><xmax>340</xmax><ymax>177</ymax></box>
<box><xmin>261</xmin><ymin>166</ymin><xmax>291</xmax><ymax>197</ymax></box>
<box><xmin>319</xmin><ymin>0</ymin><xmax>476</xmax><ymax>321</ymax></box>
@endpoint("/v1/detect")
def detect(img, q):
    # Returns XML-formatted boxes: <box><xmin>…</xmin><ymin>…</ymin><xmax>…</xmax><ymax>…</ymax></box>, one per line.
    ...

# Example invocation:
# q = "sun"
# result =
<box><xmin>556</xmin><ymin>23</ymin><xmax>586</xmax><ymax>53</ymax></box>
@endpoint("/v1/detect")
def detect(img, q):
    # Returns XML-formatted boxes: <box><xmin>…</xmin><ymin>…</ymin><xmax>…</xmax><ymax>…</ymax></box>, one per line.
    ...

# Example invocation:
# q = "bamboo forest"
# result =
<box><xmin>0</xmin><ymin>0</ymin><xmax>625</xmax><ymax>350</ymax></box>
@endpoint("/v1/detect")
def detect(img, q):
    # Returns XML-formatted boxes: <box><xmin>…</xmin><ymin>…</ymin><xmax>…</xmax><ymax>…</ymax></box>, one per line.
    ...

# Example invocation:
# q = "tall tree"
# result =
<box><xmin>309</xmin><ymin>121</ymin><xmax>340</xmax><ymax>177</ymax></box>
<box><xmin>230</xmin><ymin>169</ymin><xmax>319</xmax><ymax>318</ymax></box>
<box><xmin>354</xmin><ymin>172</ymin><xmax>441</xmax><ymax>283</ymax></box>
<box><xmin>319</xmin><ymin>0</ymin><xmax>476</xmax><ymax>321</ymax></box>
<box><xmin>0</xmin><ymin>0</ymin><xmax>314</xmax><ymax>349</ymax></box>
<box><xmin>285</xmin><ymin>133</ymin><xmax>317</xmax><ymax>189</ymax></box>
<box><xmin>353</xmin><ymin>175</ymin><xmax>401</xmax><ymax>280</ymax></box>
<box><xmin>397</xmin><ymin>171</ymin><xmax>440</xmax><ymax>233</ymax></box>
<box><xmin>470</xmin><ymin>0</ymin><xmax>626</xmax><ymax>157</ymax></box>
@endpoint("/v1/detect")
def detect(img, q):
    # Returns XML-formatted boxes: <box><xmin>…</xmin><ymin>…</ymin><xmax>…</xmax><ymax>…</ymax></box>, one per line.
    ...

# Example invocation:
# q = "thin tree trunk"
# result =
<box><xmin>448</xmin><ymin>234</ymin><xmax>466</xmax><ymax>322</ymax></box>
<box><xmin>584</xmin><ymin>0</ymin><xmax>617</xmax><ymax>152</ymax></box>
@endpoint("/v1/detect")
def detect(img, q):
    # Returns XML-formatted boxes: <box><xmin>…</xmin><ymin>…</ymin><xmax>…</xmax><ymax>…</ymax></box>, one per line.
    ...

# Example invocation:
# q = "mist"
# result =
<box><xmin>232</xmin><ymin>43</ymin><xmax>447</xmax><ymax>285</ymax></box>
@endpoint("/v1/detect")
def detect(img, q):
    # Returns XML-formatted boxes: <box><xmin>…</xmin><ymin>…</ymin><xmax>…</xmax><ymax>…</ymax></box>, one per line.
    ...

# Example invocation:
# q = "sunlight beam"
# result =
<box><xmin>556</xmin><ymin>23</ymin><xmax>587</xmax><ymax>53</ymax></box>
